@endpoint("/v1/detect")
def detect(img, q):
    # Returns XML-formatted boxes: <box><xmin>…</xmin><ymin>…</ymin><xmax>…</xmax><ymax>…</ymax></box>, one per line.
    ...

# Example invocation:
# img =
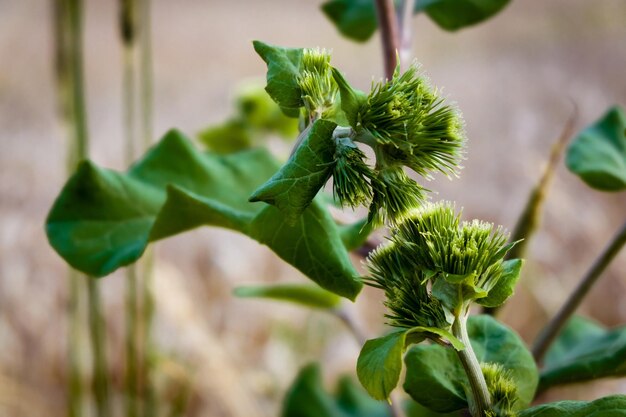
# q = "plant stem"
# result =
<box><xmin>56</xmin><ymin>1</ymin><xmax>111</xmax><ymax>415</ymax></box>
<box><xmin>53</xmin><ymin>1</ymin><xmax>84</xmax><ymax>415</ymax></box>
<box><xmin>532</xmin><ymin>219</ymin><xmax>626</xmax><ymax>362</ymax></box>
<box><xmin>119</xmin><ymin>1</ymin><xmax>143</xmax><ymax>415</ymax></box>
<box><xmin>452</xmin><ymin>314</ymin><xmax>491</xmax><ymax>417</ymax></box>
<box><xmin>87</xmin><ymin>279</ymin><xmax>111</xmax><ymax>417</ymax></box>
<box><xmin>374</xmin><ymin>0</ymin><xmax>400</xmax><ymax>79</ymax></box>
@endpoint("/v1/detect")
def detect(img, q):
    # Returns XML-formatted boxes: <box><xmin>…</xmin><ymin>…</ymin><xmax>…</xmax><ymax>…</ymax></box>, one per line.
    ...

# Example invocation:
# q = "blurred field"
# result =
<box><xmin>1</xmin><ymin>0</ymin><xmax>626</xmax><ymax>416</ymax></box>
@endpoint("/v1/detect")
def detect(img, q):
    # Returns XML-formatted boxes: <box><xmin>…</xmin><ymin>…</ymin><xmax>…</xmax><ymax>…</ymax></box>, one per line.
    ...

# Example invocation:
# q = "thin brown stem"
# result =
<box><xmin>374</xmin><ymin>0</ymin><xmax>400</xmax><ymax>79</ymax></box>
<box><xmin>532</xmin><ymin>219</ymin><xmax>626</xmax><ymax>362</ymax></box>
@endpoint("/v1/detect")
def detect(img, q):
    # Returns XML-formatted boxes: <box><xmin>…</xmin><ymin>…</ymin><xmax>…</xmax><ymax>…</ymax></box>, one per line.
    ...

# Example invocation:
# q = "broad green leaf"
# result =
<box><xmin>405</xmin><ymin>401</ymin><xmax>463</xmax><ymax>417</ymax></box>
<box><xmin>283</xmin><ymin>363</ymin><xmax>390</xmax><ymax>417</ymax></box>
<box><xmin>198</xmin><ymin>119</ymin><xmax>252</xmax><ymax>154</ymax></box>
<box><xmin>403</xmin><ymin>315</ymin><xmax>538</xmax><ymax>413</ymax></box>
<box><xmin>540</xmin><ymin>316</ymin><xmax>626</xmax><ymax>390</ymax></box>
<box><xmin>416</xmin><ymin>0</ymin><xmax>511</xmax><ymax>31</ymax></box>
<box><xmin>46</xmin><ymin>129</ymin><xmax>362</xmax><ymax>300</ymax></box>
<box><xmin>233</xmin><ymin>283</ymin><xmax>341</xmax><ymax>310</ymax></box>
<box><xmin>332</xmin><ymin>68</ymin><xmax>367</xmax><ymax>128</ymax></box>
<box><xmin>477</xmin><ymin>259</ymin><xmax>523</xmax><ymax>308</ymax></box>
<box><xmin>518</xmin><ymin>395</ymin><xmax>626</xmax><ymax>417</ymax></box>
<box><xmin>357</xmin><ymin>330</ymin><xmax>407</xmax><ymax>401</ymax></box>
<box><xmin>336</xmin><ymin>377</ymin><xmax>391</xmax><ymax>417</ymax></box>
<box><xmin>566</xmin><ymin>106</ymin><xmax>626</xmax><ymax>191</ymax></box>
<box><xmin>321</xmin><ymin>0</ymin><xmax>378</xmax><ymax>42</ymax></box>
<box><xmin>253</xmin><ymin>40</ymin><xmax>303</xmax><ymax>117</ymax></box>
<box><xmin>339</xmin><ymin>218</ymin><xmax>375</xmax><ymax>251</ymax></box>
<box><xmin>250</xmin><ymin>120</ymin><xmax>338</xmax><ymax>223</ymax></box>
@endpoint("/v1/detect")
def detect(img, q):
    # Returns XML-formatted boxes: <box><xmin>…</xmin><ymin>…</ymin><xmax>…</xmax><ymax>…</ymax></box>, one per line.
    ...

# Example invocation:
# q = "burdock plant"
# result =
<box><xmin>360</xmin><ymin>202</ymin><xmax>523</xmax><ymax>417</ymax></box>
<box><xmin>250</xmin><ymin>44</ymin><xmax>465</xmax><ymax>226</ymax></box>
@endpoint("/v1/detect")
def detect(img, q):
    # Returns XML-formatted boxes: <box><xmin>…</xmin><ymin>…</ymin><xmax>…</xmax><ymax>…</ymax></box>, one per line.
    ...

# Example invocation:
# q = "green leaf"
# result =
<box><xmin>339</xmin><ymin>218</ymin><xmax>376</xmax><ymax>251</ymax></box>
<box><xmin>357</xmin><ymin>330</ymin><xmax>408</xmax><ymax>401</ymax></box>
<box><xmin>416</xmin><ymin>0</ymin><xmax>511</xmax><ymax>32</ymax></box>
<box><xmin>518</xmin><ymin>395</ymin><xmax>626</xmax><ymax>417</ymax></box>
<box><xmin>403</xmin><ymin>315</ymin><xmax>538</xmax><ymax>413</ymax></box>
<box><xmin>332</xmin><ymin>67</ymin><xmax>367</xmax><ymax>128</ymax></box>
<box><xmin>233</xmin><ymin>283</ymin><xmax>341</xmax><ymax>310</ymax></box>
<box><xmin>46</xmin><ymin>129</ymin><xmax>362</xmax><ymax>300</ymax></box>
<box><xmin>253</xmin><ymin>40</ymin><xmax>304</xmax><ymax>117</ymax></box>
<box><xmin>431</xmin><ymin>278</ymin><xmax>487</xmax><ymax>313</ymax></box>
<box><xmin>283</xmin><ymin>363</ymin><xmax>390</xmax><ymax>417</ymax></box>
<box><xmin>540</xmin><ymin>316</ymin><xmax>626</xmax><ymax>390</ymax></box>
<box><xmin>198</xmin><ymin>119</ymin><xmax>253</xmax><ymax>154</ymax></box>
<box><xmin>250</xmin><ymin>120</ymin><xmax>338</xmax><ymax>223</ymax></box>
<box><xmin>235</xmin><ymin>83</ymin><xmax>300</xmax><ymax>138</ymax></box>
<box><xmin>405</xmin><ymin>401</ymin><xmax>463</xmax><ymax>417</ymax></box>
<box><xmin>477</xmin><ymin>259</ymin><xmax>523</xmax><ymax>308</ymax></box>
<box><xmin>566</xmin><ymin>106</ymin><xmax>626</xmax><ymax>191</ymax></box>
<box><xmin>321</xmin><ymin>0</ymin><xmax>378</xmax><ymax>42</ymax></box>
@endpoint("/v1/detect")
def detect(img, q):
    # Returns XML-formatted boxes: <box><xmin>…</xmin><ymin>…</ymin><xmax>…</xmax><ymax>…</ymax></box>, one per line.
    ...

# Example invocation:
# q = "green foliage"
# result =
<box><xmin>356</xmin><ymin>325</ymin><xmax>463</xmax><ymax>402</ymax></box>
<box><xmin>253</xmin><ymin>40</ymin><xmax>304</xmax><ymax>117</ymax></box>
<box><xmin>416</xmin><ymin>0</ymin><xmax>512</xmax><ymax>32</ymax></box>
<box><xmin>250</xmin><ymin>120</ymin><xmax>338</xmax><ymax>223</ymax></box>
<box><xmin>283</xmin><ymin>363</ymin><xmax>390</xmax><ymax>417</ymax></box>
<box><xmin>46</xmin><ymin>129</ymin><xmax>362</xmax><ymax>300</ymax></box>
<box><xmin>540</xmin><ymin>316</ymin><xmax>626</xmax><ymax>391</ymax></box>
<box><xmin>233</xmin><ymin>283</ymin><xmax>341</xmax><ymax>310</ymax></box>
<box><xmin>566</xmin><ymin>106</ymin><xmax>626</xmax><ymax>192</ymax></box>
<box><xmin>357</xmin><ymin>331</ymin><xmax>407</xmax><ymax>401</ymax></box>
<box><xmin>518</xmin><ymin>395</ymin><xmax>626</xmax><ymax>417</ymax></box>
<box><xmin>321</xmin><ymin>0</ymin><xmax>511</xmax><ymax>42</ymax></box>
<box><xmin>338</xmin><ymin>218</ymin><xmax>376</xmax><ymax>251</ymax></box>
<box><xmin>321</xmin><ymin>0</ymin><xmax>378</xmax><ymax>42</ymax></box>
<box><xmin>198</xmin><ymin>119</ymin><xmax>253</xmax><ymax>154</ymax></box>
<box><xmin>198</xmin><ymin>84</ymin><xmax>299</xmax><ymax>154</ymax></box>
<box><xmin>478</xmin><ymin>259</ymin><xmax>523</xmax><ymax>308</ymax></box>
<box><xmin>405</xmin><ymin>402</ymin><xmax>462</xmax><ymax>417</ymax></box>
<box><xmin>403</xmin><ymin>315</ymin><xmax>538</xmax><ymax>414</ymax></box>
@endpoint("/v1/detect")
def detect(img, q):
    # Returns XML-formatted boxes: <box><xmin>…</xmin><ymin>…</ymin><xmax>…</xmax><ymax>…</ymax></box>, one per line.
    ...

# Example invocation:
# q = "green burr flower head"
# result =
<box><xmin>365</xmin><ymin>201</ymin><xmax>519</xmax><ymax>323</ymax></box>
<box><xmin>368</xmin><ymin>167</ymin><xmax>426</xmax><ymax>226</ymax></box>
<box><xmin>332</xmin><ymin>137</ymin><xmax>374</xmax><ymax>208</ymax></box>
<box><xmin>395</xmin><ymin>202</ymin><xmax>510</xmax><ymax>290</ymax></box>
<box><xmin>365</xmin><ymin>241</ymin><xmax>449</xmax><ymax>330</ymax></box>
<box><xmin>297</xmin><ymin>48</ymin><xmax>338</xmax><ymax>118</ymax></box>
<box><xmin>482</xmin><ymin>363</ymin><xmax>518</xmax><ymax>417</ymax></box>
<box><xmin>360</xmin><ymin>64</ymin><xmax>466</xmax><ymax>179</ymax></box>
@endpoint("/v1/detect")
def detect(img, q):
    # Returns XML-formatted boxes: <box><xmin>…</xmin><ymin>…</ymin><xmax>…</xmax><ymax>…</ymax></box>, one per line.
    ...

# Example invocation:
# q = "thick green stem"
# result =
<box><xmin>532</xmin><ymin>219</ymin><xmax>626</xmax><ymax>362</ymax></box>
<box><xmin>452</xmin><ymin>314</ymin><xmax>491</xmax><ymax>417</ymax></box>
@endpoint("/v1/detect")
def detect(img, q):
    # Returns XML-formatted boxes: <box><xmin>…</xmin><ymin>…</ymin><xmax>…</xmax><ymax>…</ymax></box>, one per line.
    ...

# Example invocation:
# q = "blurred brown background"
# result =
<box><xmin>1</xmin><ymin>0</ymin><xmax>626</xmax><ymax>416</ymax></box>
